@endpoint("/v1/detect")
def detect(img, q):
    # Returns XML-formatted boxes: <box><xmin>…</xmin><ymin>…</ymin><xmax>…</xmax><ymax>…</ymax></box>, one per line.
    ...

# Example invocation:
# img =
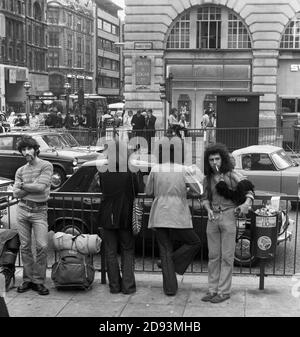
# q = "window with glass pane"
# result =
<box><xmin>281</xmin><ymin>98</ymin><xmax>296</xmax><ymax>113</ymax></box>
<box><xmin>196</xmin><ymin>6</ymin><xmax>221</xmax><ymax>49</ymax></box>
<box><xmin>228</xmin><ymin>13</ymin><xmax>251</xmax><ymax>48</ymax></box>
<box><xmin>167</xmin><ymin>13</ymin><xmax>190</xmax><ymax>49</ymax></box>
<box><xmin>281</xmin><ymin>14</ymin><xmax>300</xmax><ymax>49</ymax></box>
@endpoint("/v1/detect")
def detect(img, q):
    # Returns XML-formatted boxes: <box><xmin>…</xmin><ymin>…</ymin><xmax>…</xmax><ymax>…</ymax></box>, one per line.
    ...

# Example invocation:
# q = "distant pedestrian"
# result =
<box><xmin>14</xmin><ymin>114</ymin><xmax>26</xmax><ymax>127</ymax></box>
<box><xmin>145</xmin><ymin>142</ymin><xmax>201</xmax><ymax>296</ymax></box>
<box><xmin>168</xmin><ymin>108</ymin><xmax>181</xmax><ymax>138</ymax></box>
<box><xmin>29</xmin><ymin>111</ymin><xmax>40</xmax><ymax>129</ymax></box>
<box><xmin>123</xmin><ymin>110</ymin><xmax>133</xmax><ymax>140</ymax></box>
<box><xmin>13</xmin><ymin>136</ymin><xmax>53</xmax><ymax>296</ymax></box>
<box><xmin>131</xmin><ymin>110</ymin><xmax>145</xmax><ymax>138</ymax></box>
<box><xmin>98</xmin><ymin>141</ymin><xmax>139</xmax><ymax>294</ymax></box>
<box><xmin>145</xmin><ymin>109</ymin><xmax>156</xmax><ymax>153</ymax></box>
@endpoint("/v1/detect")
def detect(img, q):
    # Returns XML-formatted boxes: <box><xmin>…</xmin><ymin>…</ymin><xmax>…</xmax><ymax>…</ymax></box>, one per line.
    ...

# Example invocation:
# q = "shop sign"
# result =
<box><xmin>135</xmin><ymin>58</ymin><xmax>151</xmax><ymax>86</ymax></box>
<box><xmin>226</xmin><ymin>96</ymin><xmax>249</xmax><ymax>103</ymax></box>
<box><xmin>290</xmin><ymin>64</ymin><xmax>300</xmax><ymax>72</ymax></box>
<box><xmin>9</xmin><ymin>69</ymin><xmax>16</xmax><ymax>84</ymax></box>
<box><xmin>134</xmin><ymin>42</ymin><xmax>152</xmax><ymax>50</ymax></box>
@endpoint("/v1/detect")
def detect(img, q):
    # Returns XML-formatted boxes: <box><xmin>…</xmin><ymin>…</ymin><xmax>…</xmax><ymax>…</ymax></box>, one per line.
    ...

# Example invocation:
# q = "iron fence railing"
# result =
<box><xmin>1</xmin><ymin>191</ymin><xmax>299</xmax><ymax>281</ymax></box>
<box><xmin>64</xmin><ymin>126</ymin><xmax>300</xmax><ymax>153</ymax></box>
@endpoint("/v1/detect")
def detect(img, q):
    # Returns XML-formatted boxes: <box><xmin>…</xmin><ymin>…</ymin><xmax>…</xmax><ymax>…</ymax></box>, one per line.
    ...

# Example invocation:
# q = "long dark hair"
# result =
<box><xmin>17</xmin><ymin>136</ymin><xmax>40</xmax><ymax>155</ymax></box>
<box><xmin>204</xmin><ymin>143</ymin><xmax>233</xmax><ymax>176</ymax></box>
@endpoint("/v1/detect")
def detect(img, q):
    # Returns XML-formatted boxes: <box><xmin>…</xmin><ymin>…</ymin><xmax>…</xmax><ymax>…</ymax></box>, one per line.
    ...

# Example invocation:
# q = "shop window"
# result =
<box><xmin>280</xmin><ymin>98</ymin><xmax>300</xmax><ymax>113</ymax></box>
<box><xmin>280</xmin><ymin>13</ymin><xmax>300</xmax><ymax>49</ymax></box>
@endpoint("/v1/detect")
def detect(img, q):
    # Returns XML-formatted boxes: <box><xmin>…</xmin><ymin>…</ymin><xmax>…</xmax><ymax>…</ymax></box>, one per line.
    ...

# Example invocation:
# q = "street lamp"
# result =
<box><xmin>24</xmin><ymin>81</ymin><xmax>31</xmax><ymax>124</ymax></box>
<box><xmin>64</xmin><ymin>82</ymin><xmax>71</xmax><ymax>114</ymax></box>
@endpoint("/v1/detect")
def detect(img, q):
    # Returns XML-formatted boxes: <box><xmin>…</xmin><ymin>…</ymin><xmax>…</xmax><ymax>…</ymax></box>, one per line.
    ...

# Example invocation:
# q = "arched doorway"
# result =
<box><xmin>165</xmin><ymin>5</ymin><xmax>252</xmax><ymax>128</ymax></box>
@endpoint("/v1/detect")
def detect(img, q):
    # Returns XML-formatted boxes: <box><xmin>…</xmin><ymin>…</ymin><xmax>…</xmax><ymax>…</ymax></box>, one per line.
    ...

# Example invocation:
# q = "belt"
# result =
<box><xmin>19</xmin><ymin>200</ymin><xmax>47</xmax><ymax>207</ymax></box>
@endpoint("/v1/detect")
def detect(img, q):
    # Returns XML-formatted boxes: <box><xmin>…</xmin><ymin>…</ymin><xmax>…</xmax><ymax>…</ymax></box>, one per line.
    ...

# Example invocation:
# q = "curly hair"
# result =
<box><xmin>204</xmin><ymin>143</ymin><xmax>233</xmax><ymax>176</ymax></box>
<box><xmin>17</xmin><ymin>136</ymin><xmax>40</xmax><ymax>155</ymax></box>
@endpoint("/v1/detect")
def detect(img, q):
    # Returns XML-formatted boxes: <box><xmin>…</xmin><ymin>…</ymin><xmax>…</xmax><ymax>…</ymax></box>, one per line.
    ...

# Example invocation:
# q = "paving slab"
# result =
<box><xmin>57</xmin><ymin>299</ymin><xmax>127</xmax><ymax>317</ymax></box>
<box><xmin>7</xmin><ymin>297</ymin><xmax>69</xmax><ymax>317</ymax></box>
<box><xmin>121</xmin><ymin>303</ymin><xmax>185</xmax><ymax>317</ymax></box>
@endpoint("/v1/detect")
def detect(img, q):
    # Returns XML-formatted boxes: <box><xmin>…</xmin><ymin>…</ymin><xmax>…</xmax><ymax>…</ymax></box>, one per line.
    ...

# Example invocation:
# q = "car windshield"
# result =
<box><xmin>41</xmin><ymin>135</ymin><xmax>65</xmax><ymax>149</ymax></box>
<box><xmin>60</xmin><ymin>133</ymin><xmax>79</xmax><ymax>147</ymax></box>
<box><xmin>271</xmin><ymin>150</ymin><xmax>294</xmax><ymax>170</ymax></box>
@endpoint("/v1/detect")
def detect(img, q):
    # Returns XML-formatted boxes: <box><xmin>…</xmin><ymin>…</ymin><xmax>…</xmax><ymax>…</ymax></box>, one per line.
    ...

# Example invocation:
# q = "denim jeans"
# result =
<box><xmin>17</xmin><ymin>204</ymin><xmax>48</xmax><ymax>284</ymax></box>
<box><xmin>206</xmin><ymin>208</ymin><xmax>236</xmax><ymax>296</ymax></box>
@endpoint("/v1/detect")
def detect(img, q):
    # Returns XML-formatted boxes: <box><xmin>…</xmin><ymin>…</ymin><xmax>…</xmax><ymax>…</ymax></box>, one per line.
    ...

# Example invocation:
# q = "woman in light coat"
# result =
<box><xmin>145</xmin><ymin>143</ymin><xmax>201</xmax><ymax>296</ymax></box>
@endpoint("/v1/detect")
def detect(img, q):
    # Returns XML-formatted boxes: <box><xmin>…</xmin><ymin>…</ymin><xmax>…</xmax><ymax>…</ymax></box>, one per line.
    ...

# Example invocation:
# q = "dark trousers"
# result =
<box><xmin>155</xmin><ymin>228</ymin><xmax>201</xmax><ymax>295</ymax></box>
<box><xmin>0</xmin><ymin>297</ymin><xmax>9</xmax><ymax>317</ymax></box>
<box><xmin>103</xmin><ymin>228</ymin><xmax>136</xmax><ymax>294</ymax></box>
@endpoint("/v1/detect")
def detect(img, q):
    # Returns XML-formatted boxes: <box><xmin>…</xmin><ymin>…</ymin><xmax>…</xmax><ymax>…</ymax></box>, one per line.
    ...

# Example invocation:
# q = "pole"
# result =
<box><xmin>66</xmin><ymin>91</ymin><xmax>69</xmax><ymax>114</ymax></box>
<box><xmin>259</xmin><ymin>258</ymin><xmax>265</xmax><ymax>290</ymax></box>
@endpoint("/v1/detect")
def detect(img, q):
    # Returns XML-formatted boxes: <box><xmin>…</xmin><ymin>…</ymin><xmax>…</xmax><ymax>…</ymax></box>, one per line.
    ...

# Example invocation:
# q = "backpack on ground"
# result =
<box><xmin>0</xmin><ymin>229</ymin><xmax>20</xmax><ymax>291</ymax></box>
<box><xmin>51</xmin><ymin>250</ymin><xmax>95</xmax><ymax>290</ymax></box>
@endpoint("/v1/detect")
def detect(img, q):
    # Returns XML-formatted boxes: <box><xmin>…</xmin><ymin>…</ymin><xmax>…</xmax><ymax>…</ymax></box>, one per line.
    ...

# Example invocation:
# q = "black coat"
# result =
<box><xmin>131</xmin><ymin>114</ymin><xmax>145</xmax><ymax>130</ymax></box>
<box><xmin>99</xmin><ymin>171</ymin><xmax>139</xmax><ymax>229</ymax></box>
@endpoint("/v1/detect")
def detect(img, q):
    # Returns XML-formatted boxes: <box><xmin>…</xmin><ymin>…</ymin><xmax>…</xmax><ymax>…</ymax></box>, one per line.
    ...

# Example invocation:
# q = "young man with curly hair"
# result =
<box><xmin>13</xmin><ymin>136</ymin><xmax>53</xmax><ymax>295</ymax></box>
<box><xmin>201</xmin><ymin>143</ymin><xmax>254</xmax><ymax>303</ymax></box>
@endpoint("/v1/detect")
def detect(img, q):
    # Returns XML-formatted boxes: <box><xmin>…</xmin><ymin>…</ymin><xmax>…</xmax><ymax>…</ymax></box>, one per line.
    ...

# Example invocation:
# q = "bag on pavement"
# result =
<box><xmin>51</xmin><ymin>250</ymin><xmax>95</xmax><ymax>290</ymax></box>
<box><xmin>0</xmin><ymin>229</ymin><xmax>20</xmax><ymax>291</ymax></box>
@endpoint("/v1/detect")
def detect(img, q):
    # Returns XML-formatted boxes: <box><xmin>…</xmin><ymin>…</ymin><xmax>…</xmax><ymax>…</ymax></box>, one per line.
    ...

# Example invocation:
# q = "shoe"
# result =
<box><xmin>210</xmin><ymin>294</ymin><xmax>230</xmax><ymax>303</ymax></box>
<box><xmin>32</xmin><ymin>283</ymin><xmax>49</xmax><ymax>295</ymax></box>
<box><xmin>17</xmin><ymin>282</ymin><xmax>32</xmax><ymax>293</ymax></box>
<box><xmin>201</xmin><ymin>292</ymin><xmax>217</xmax><ymax>302</ymax></box>
<box><xmin>156</xmin><ymin>260</ymin><xmax>162</xmax><ymax>269</ymax></box>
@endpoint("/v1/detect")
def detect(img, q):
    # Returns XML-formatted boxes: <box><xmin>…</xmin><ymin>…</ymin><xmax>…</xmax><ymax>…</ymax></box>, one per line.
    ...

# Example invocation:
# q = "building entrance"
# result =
<box><xmin>167</xmin><ymin>59</ymin><xmax>251</xmax><ymax>128</ymax></box>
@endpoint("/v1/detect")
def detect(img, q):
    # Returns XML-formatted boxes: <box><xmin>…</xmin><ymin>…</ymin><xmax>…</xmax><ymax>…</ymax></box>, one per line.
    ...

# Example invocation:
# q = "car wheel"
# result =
<box><xmin>234</xmin><ymin>233</ymin><xmax>258</xmax><ymax>267</ymax></box>
<box><xmin>51</xmin><ymin>167</ymin><xmax>66</xmax><ymax>189</ymax></box>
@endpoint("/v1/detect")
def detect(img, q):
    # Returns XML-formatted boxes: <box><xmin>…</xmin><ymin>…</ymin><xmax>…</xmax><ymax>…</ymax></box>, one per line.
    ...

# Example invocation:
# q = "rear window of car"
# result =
<box><xmin>59</xmin><ymin>166</ymin><xmax>98</xmax><ymax>192</ymax></box>
<box><xmin>0</xmin><ymin>137</ymin><xmax>13</xmax><ymax>150</ymax></box>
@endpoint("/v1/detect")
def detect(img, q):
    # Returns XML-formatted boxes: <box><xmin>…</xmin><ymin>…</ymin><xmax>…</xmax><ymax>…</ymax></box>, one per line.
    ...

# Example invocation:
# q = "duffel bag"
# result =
<box><xmin>53</xmin><ymin>232</ymin><xmax>101</xmax><ymax>255</ymax></box>
<box><xmin>51</xmin><ymin>250</ymin><xmax>95</xmax><ymax>290</ymax></box>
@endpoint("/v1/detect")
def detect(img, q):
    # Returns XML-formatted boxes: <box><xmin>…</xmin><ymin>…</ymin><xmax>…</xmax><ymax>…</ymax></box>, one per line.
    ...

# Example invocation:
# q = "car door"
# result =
<box><xmin>0</xmin><ymin>135</ymin><xmax>25</xmax><ymax>179</ymax></box>
<box><xmin>239</xmin><ymin>153</ymin><xmax>282</xmax><ymax>193</ymax></box>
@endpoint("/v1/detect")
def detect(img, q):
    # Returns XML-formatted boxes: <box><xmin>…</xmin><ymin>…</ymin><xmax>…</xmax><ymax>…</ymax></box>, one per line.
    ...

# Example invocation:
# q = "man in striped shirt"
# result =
<box><xmin>13</xmin><ymin>136</ymin><xmax>53</xmax><ymax>295</ymax></box>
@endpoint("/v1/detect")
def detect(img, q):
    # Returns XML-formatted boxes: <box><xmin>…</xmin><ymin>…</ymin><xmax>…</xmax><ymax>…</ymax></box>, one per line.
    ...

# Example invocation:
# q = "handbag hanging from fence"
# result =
<box><xmin>131</xmin><ymin>174</ymin><xmax>143</xmax><ymax>235</ymax></box>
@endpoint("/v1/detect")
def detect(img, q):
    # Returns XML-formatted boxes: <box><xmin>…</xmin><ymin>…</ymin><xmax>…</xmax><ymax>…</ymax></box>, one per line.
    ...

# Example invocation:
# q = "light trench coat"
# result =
<box><xmin>145</xmin><ymin>163</ymin><xmax>201</xmax><ymax>229</ymax></box>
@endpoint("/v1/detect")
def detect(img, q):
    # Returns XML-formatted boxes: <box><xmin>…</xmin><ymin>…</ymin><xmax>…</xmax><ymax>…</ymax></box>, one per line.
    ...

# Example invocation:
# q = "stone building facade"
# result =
<box><xmin>47</xmin><ymin>0</ymin><xmax>94</xmax><ymax>96</ymax></box>
<box><xmin>0</xmin><ymin>0</ymin><xmax>47</xmax><ymax>113</ymax></box>
<box><xmin>124</xmin><ymin>0</ymin><xmax>300</xmax><ymax>129</ymax></box>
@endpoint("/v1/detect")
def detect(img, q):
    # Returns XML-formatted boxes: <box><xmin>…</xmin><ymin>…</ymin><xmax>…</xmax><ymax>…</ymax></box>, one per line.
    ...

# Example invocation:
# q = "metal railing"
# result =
<box><xmin>1</xmin><ymin>191</ymin><xmax>299</xmax><ymax>279</ymax></box>
<box><xmin>64</xmin><ymin>126</ymin><xmax>300</xmax><ymax>153</ymax></box>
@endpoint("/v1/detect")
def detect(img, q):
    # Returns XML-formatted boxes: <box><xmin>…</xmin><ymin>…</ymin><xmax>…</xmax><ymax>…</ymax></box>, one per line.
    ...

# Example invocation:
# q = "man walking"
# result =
<box><xmin>145</xmin><ymin>109</ymin><xmax>156</xmax><ymax>153</ymax></box>
<box><xmin>131</xmin><ymin>109</ymin><xmax>145</xmax><ymax>138</ymax></box>
<box><xmin>13</xmin><ymin>136</ymin><xmax>53</xmax><ymax>295</ymax></box>
<box><xmin>201</xmin><ymin>143</ymin><xmax>254</xmax><ymax>303</ymax></box>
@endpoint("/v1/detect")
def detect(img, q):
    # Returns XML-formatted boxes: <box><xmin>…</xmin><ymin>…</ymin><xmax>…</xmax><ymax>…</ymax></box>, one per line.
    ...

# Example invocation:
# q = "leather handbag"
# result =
<box><xmin>131</xmin><ymin>174</ymin><xmax>143</xmax><ymax>236</ymax></box>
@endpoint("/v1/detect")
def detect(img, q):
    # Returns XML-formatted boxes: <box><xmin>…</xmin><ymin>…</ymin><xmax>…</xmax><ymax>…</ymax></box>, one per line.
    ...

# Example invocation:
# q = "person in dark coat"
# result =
<box><xmin>145</xmin><ymin>109</ymin><xmax>156</xmax><ymax>153</ymax></box>
<box><xmin>131</xmin><ymin>109</ymin><xmax>145</xmax><ymax>138</ymax></box>
<box><xmin>98</xmin><ymin>141</ymin><xmax>139</xmax><ymax>294</ymax></box>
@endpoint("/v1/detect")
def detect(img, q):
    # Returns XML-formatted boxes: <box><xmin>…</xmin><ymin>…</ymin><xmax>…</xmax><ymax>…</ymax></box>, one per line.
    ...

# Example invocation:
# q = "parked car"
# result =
<box><xmin>0</xmin><ymin>130</ymin><xmax>104</xmax><ymax>189</ymax></box>
<box><xmin>59</xmin><ymin>131</ymin><xmax>104</xmax><ymax>153</ymax></box>
<box><xmin>0</xmin><ymin>177</ymin><xmax>15</xmax><ymax>229</ymax></box>
<box><xmin>47</xmin><ymin>160</ymin><xmax>292</xmax><ymax>267</ymax></box>
<box><xmin>0</xmin><ymin>113</ymin><xmax>11</xmax><ymax>132</ymax></box>
<box><xmin>232</xmin><ymin>145</ymin><xmax>300</xmax><ymax>197</ymax></box>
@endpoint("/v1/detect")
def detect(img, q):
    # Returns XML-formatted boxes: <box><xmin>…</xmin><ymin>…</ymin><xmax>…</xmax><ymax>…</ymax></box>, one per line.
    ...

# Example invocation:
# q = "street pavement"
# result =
<box><xmin>3</xmin><ymin>267</ymin><xmax>300</xmax><ymax>317</ymax></box>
